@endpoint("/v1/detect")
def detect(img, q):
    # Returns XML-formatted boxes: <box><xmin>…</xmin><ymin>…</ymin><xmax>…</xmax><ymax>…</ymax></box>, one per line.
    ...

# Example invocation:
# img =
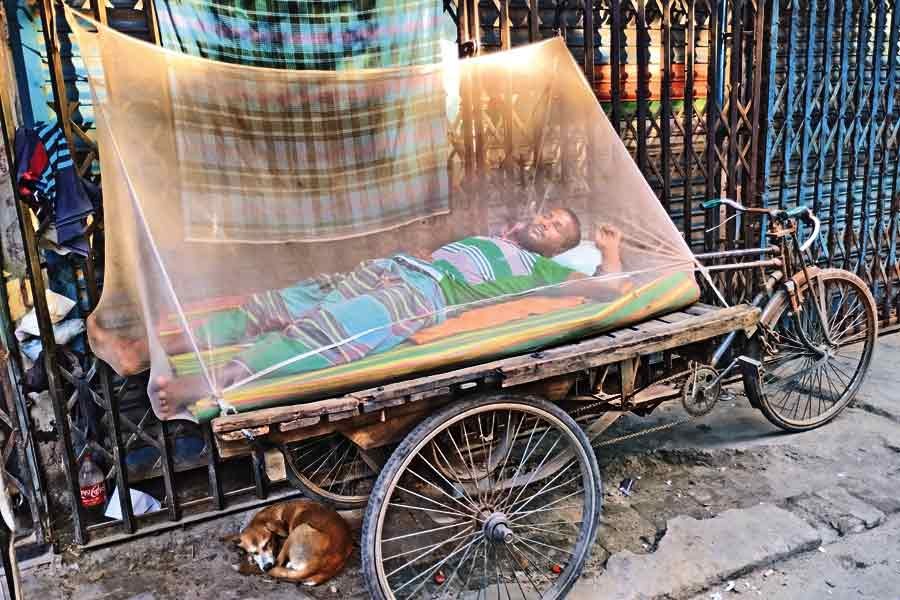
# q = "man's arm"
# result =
<box><xmin>537</xmin><ymin>271</ymin><xmax>630</xmax><ymax>300</ymax></box>
<box><xmin>539</xmin><ymin>223</ymin><xmax>630</xmax><ymax>299</ymax></box>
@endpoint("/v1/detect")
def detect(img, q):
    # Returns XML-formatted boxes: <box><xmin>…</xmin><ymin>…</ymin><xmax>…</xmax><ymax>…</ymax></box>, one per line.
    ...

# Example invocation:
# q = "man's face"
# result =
<box><xmin>516</xmin><ymin>209</ymin><xmax>580</xmax><ymax>256</ymax></box>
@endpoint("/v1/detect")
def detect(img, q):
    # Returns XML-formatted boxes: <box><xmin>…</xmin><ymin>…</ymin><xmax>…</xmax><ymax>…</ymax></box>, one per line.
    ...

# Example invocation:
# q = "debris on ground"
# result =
<box><xmin>619</xmin><ymin>478</ymin><xmax>636</xmax><ymax>496</ymax></box>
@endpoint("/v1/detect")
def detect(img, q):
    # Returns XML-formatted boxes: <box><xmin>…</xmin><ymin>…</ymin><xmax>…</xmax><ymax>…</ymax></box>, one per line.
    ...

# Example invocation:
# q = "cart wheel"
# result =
<box><xmin>283</xmin><ymin>433</ymin><xmax>377</xmax><ymax>509</ymax></box>
<box><xmin>361</xmin><ymin>394</ymin><xmax>602</xmax><ymax>600</ymax></box>
<box><xmin>744</xmin><ymin>268</ymin><xmax>878</xmax><ymax>432</ymax></box>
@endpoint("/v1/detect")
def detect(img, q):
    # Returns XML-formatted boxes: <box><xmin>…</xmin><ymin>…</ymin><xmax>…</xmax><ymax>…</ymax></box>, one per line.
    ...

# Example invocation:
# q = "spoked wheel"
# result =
<box><xmin>283</xmin><ymin>433</ymin><xmax>377</xmax><ymax>509</ymax></box>
<box><xmin>361</xmin><ymin>394</ymin><xmax>602</xmax><ymax>600</ymax></box>
<box><xmin>744</xmin><ymin>268</ymin><xmax>878</xmax><ymax>432</ymax></box>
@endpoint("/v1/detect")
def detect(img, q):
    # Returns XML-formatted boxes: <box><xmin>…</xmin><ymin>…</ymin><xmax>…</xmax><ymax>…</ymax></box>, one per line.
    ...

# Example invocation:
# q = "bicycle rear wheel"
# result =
<box><xmin>743</xmin><ymin>268</ymin><xmax>877</xmax><ymax>432</ymax></box>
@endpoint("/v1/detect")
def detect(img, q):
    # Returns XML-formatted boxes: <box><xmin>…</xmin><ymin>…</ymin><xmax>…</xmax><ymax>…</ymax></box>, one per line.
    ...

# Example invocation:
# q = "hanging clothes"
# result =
<box><xmin>13</xmin><ymin>122</ymin><xmax>95</xmax><ymax>256</ymax></box>
<box><xmin>155</xmin><ymin>0</ymin><xmax>445</xmax><ymax>70</ymax></box>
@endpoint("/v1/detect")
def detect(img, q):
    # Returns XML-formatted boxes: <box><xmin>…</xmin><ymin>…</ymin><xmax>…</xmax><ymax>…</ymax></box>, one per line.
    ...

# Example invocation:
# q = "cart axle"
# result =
<box><xmin>483</xmin><ymin>512</ymin><xmax>514</xmax><ymax>544</ymax></box>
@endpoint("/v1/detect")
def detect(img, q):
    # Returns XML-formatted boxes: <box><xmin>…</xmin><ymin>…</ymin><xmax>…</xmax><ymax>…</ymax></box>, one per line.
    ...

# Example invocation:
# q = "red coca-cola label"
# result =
<box><xmin>80</xmin><ymin>482</ymin><xmax>106</xmax><ymax>508</ymax></box>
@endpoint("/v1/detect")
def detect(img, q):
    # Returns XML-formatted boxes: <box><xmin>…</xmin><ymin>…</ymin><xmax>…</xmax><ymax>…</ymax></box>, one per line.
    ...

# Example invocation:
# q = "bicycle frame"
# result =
<box><xmin>699</xmin><ymin>205</ymin><xmax>833</xmax><ymax>378</ymax></box>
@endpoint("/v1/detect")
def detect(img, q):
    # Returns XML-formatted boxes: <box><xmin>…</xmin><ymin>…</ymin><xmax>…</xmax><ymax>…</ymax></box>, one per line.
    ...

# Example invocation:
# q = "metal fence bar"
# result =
<box><xmin>529</xmin><ymin>0</ymin><xmax>539</xmax><ymax>42</ymax></box>
<box><xmin>793</xmin><ymin>0</ymin><xmax>818</xmax><ymax>213</ymax></box>
<box><xmin>827</xmin><ymin>0</ymin><xmax>854</xmax><ymax>266</ymax></box>
<box><xmin>725</xmin><ymin>0</ymin><xmax>743</xmax><ymax>238</ymax></box>
<box><xmin>845</xmin><ymin>0</ymin><xmax>870</xmax><ymax>272</ymax></box>
<box><xmin>81</xmin><ymin>253</ymin><xmax>135</xmax><ymax>534</ymax></box>
<box><xmin>0</xmin><ymin>96</ymin><xmax>51</xmax><ymax>548</ymax></box>
<box><xmin>876</xmin><ymin>1</ymin><xmax>900</xmax><ymax>317</ymax></box>
<box><xmin>777</xmin><ymin>0</ymin><xmax>800</xmax><ymax>210</ymax></box>
<box><xmin>584</xmin><ymin>0</ymin><xmax>594</xmax><ymax>85</ymax></box>
<box><xmin>813</xmin><ymin>0</ymin><xmax>837</xmax><ymax>241</ymax></box>
<box><xmin>610</xmin><ymin>0</ymin><xmax>622</xmax><ymax>135</ymax></box>
<box><xmin>635</xmin><ymin>0</ymin><xmax>649</xmax><ymax>173</ymax></box>
<box><xmin>704</xmin><ymin>0</ymin><xmax>721</xmax><ymax>251</ymax></box>
<box><xmin>203</xmin><ymin>424</ymin><xmax>224</xmax><ymax>511</ymax></box>
<box><xmin>682</xmin><ymin>0</ymin><xmax>696</xmax><ymax>246</ymax></box>
<box><xmin>251</xmin><ymin>450</ymin><xmax>268</xmax><ymax>500</ymax></box>
<box><xmin>889</xmin><ymin>156</ymin><xmax>900</xmax><ymax>318</ymax></box>
<box><xmin>660</xmin><ymin>0</ymin><xmax>672</xmax><ymax>214</ymax></box>
<box><xmin>860</xmin><ymin>0</ymin><xmax>887</xmax><ymax>284</ymax></box>
<box><xmin>157</xmin><ymin>421</ymin><xmax>180</xmax><ymax>521</ymax></box>
<box><xmin>747</xmin><ymin>0</ymin><xmax>771</xmax><ymax>221</ymax></box>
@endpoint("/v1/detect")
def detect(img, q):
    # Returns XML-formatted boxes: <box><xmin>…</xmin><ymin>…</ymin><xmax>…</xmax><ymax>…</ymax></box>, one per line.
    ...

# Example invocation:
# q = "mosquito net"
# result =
<box><xmin>67</xmin><ymin>9</ymin><xmax>700</xmax><ymax>421</ymax></box>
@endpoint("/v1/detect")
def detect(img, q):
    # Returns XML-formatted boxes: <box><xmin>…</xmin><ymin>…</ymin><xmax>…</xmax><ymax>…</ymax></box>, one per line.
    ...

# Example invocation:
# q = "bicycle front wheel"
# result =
<box><xmin>744</xmin><ymin>268</ymin><xmax>878</xmax><ymax>431</ymax></box>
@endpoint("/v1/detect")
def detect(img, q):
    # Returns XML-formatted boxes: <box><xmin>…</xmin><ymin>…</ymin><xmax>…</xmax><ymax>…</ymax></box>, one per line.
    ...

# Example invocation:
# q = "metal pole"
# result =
<box><xmin>0</xmin><ymin>73</ymin><xmax>86</xmax><ymax>546</ymax></box>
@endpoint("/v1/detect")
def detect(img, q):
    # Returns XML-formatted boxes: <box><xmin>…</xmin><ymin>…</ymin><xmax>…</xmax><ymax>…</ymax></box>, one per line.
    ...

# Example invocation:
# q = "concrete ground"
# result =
<box><xmin>13</xmin><ymin>333</ymin><xmax>900</xmax><ymax>600</ymax></box>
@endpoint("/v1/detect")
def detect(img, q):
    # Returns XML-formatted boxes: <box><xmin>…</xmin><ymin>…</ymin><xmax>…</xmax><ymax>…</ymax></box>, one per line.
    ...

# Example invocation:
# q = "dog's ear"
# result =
<box><xmin>265</xmin><ymin>519</ymin><xmax>289</xmax><ymax>538</ymax></box>
<box><xmin>223</xmin><ymin>533</ymin><xmax>242</xmax><ymax>546</ymax></box>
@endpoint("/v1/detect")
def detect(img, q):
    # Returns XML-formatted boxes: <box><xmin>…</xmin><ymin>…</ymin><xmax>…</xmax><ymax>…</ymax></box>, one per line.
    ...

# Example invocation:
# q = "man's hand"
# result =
<box><xmin>593</xmin><ymin>224</ymin><xmax>623</xmax><ymax>254</ymax></box>
<box><xmin>593</xmin><ymin>223</ymin><xmax>624</xmax><ymax>277</ymax></box>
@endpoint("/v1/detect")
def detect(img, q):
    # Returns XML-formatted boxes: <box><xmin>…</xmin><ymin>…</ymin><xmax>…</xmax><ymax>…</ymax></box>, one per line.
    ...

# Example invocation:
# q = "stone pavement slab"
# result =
<box><xmin>786</xmin><ymin>486</ymin><xmax>886</xmax><ymax>543</ymax></box>
<box><xmin>688</xmin><ymin>514</ymin><xmax>900</xmax><ymax>600</ymax></box>
<box><xmin>569</xmin><ymin>503</ymin><xmax>820</xmax><ymax>600</ymax></box>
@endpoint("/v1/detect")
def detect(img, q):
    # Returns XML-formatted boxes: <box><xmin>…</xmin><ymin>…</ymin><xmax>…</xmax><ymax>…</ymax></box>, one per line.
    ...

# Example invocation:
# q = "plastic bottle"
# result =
<box><xmin>79</xmin><ymin>453</ymin><xmax>106</xmax><ymax>513</ymax></box>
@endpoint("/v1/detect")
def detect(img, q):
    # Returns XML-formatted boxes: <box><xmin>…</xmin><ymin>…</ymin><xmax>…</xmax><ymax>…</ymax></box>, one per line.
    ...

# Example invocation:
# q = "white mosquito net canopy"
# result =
<box><xmin>68</xmin><ymin>9</ymin><xmax>699</xmax><ymax>421</ymax></box>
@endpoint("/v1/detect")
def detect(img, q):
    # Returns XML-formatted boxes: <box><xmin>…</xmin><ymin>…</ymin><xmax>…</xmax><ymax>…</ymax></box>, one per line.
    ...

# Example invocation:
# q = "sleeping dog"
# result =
<box><xmin>237</xmin><ymin>499</ymin><xmax>353</xmax><ymax>586</ymax></box>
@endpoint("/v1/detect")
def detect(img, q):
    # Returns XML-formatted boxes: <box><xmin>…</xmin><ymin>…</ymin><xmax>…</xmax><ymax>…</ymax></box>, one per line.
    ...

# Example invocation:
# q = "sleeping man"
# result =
<box><xmin>88</xmin><ymin>208</ymin><xmax>625</xmax><ymax>414</ymax></box>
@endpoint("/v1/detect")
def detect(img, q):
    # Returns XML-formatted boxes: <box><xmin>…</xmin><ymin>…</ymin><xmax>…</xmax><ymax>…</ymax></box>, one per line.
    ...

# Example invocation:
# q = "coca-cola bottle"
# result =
<box><xmin>79</xmin><ymin>453</ymin><xmax>106</xmax><ymax>515</ymax></box>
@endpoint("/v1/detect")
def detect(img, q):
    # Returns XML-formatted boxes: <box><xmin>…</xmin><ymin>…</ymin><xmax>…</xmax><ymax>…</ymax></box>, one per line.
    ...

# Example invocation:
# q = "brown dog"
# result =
<box><xmin>237</xmin><ymin>499</ymin><xmax>353</xmax><ymax>586</ymax></box>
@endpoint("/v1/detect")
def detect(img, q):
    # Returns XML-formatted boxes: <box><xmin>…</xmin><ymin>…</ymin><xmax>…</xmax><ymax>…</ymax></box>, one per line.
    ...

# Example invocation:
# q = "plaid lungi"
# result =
<box><xmin>194</xmin><ymin>257</ymin><xmax>446</xmax><ymax>378</ymax></box>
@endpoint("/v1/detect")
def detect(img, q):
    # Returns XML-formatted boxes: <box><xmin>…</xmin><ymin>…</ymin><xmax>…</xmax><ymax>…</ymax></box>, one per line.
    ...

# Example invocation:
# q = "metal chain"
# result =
<box><xmin>593</xmin><ymin>415</ymin><xmax>698</xmax><ymax>447</ymax></box>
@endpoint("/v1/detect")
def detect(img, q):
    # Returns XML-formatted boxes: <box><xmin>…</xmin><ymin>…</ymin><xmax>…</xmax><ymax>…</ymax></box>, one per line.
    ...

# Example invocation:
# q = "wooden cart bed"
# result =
<box><xmin>211</xmin><ymin>302</ymin><xmax>760</xmax><ymax>456</ymax></box>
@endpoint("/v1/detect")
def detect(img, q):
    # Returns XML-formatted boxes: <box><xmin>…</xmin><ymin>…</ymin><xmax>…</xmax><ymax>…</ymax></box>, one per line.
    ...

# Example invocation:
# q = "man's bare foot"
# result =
<box><xmin>87</xmin><ymin>313</ymin><xmax>149</xmax><ymax>375</ymax></box>
<box><xmin>151</xmin><ymin>374</ymin><xmax>212</xmax><ymax>418</ymax></box>
<box><xmin>152</xmin><ymin>362</ymin><xmax>247</xmax><ymax>418</ymax></box>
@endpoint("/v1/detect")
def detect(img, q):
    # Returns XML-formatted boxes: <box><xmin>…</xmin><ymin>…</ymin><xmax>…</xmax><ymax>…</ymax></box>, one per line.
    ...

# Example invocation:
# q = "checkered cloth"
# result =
<box><xmin>155</xmin><ymin>0</ymin><xmax>445</xmax><ymax>69</ymax></box>
<box><xmin>169</xmin><ymin>63</ymin><xmax>450</xmax><ymax>241</ymax></box>
<box><xmin>155</xmin><ymin>0</ymin><xmax>451</xmax><ymax>241</ymax></box>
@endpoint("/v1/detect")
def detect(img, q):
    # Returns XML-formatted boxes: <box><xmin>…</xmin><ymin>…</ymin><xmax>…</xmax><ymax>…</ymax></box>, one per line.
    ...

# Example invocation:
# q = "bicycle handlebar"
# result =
<box><xmin>796</xmin><ymin>207</ymin><xmax>821</xmax><ymax>252</ymax></box>
<box><xmin>702</xmin><ymin>199</ymin><xmax>821</xmax><ymax>252</ymax></box>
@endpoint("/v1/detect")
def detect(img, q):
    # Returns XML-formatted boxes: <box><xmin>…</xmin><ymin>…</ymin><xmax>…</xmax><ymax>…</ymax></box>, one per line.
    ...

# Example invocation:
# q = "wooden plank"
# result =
<box><xmin>632</xmin><ymin>319</ymin><xmax>673</xmax><ymax>333</ymax></box>
<box><xmin>278</xmin><ymin>416</ymin><xmax>322</xmax><ymax>432</ymax></box>
<box><xmin>213</xmin><ymin>397</ymin><xmax>359</xmax><ymax>434</ymax></box>
<box><xmin>498</xmin><ymin>305</ymin><xmax>759</xmax><ymax>387</ymax></box>
<box><xmin>218</xmin><ymin>425</ymin><xmax>269</xmax><ymax>442</ymax></box>
<box><xmin>328</xmin><ymin>408</ymin><xmax>361</xmax><ymax>422</ymax></box>
<box><xmin>656</xmin><ymin>311</ymin><xmax>694</xmax><ymax>324</ymax></box>
<box><xmin>355</xmin><ymin>367</ymin><xmax>504</xmax><ymax>405</ymax></box>
<box><xmin>684</xmin><ymin>303</ymin><xmax>718</xmax><ymax>316</ymax></box>
<box><xmin>342</xmin><ymin>411</ymin><xmax>423</xmax><ymax>450</ymax></box>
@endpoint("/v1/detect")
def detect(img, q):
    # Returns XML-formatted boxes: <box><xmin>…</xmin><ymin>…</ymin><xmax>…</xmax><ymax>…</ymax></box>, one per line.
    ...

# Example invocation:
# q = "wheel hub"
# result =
<box><xmin>483</xmin><ymin>512</ymin><xmax>514</xmax><ymax>544</ymax></box>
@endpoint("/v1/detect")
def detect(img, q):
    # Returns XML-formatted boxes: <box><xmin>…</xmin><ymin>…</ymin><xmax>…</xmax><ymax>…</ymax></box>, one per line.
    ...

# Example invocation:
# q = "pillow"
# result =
<box><xmin>553</xmin><ymin>241</ymin><xmax>604</xmax><ymax>276</ymax></box>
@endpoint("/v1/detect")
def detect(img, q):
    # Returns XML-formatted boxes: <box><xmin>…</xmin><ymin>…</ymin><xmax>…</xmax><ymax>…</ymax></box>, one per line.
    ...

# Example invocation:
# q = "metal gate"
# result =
<box><xmin>1</xmin><ymin>0</ymin><xmax>897</xmax><ymax>548</ymax></box>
